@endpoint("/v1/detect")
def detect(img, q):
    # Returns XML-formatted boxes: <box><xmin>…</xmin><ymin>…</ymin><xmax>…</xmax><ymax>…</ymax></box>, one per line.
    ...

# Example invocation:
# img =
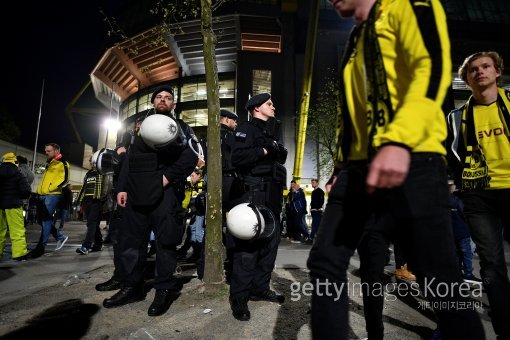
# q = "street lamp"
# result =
<box><xmin>103</xmin><ymin>118</ymin><xmax>121</xmax><ymax>148</ymax></box>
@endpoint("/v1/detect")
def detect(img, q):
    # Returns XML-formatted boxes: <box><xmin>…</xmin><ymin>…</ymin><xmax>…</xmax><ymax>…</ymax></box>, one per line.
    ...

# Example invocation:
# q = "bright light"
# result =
<box><xmin>197</xmin><ymin>89</ymin><xmax>207</xmax><ymax>96</ymax></box>
<box><xmin>219</xmin><ymin>88</ymin><xmax>228</xmax><ymax>93</ymax></box>
<box><xmin>103</xmin><ymin>118</ymin><xmax>121</xmax><ymax>131</ymax></box>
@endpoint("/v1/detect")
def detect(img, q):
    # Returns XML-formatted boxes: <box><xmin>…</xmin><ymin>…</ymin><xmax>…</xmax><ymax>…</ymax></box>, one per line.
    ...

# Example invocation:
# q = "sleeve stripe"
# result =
<box><xmin>56</xmin><ymin>160</ymin><xmax>69</xmax><ymax>188</ymax></box>
<box><xmin>410</xmin><ymin>0</ymin><xmax>444</xmax><ymax>100</ymax></box>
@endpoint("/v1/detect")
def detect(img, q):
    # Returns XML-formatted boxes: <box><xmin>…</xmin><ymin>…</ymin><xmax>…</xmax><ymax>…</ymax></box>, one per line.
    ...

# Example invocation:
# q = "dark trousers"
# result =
<box><xmin>82</xmin><ymin>199</ymin><xmax>104</xmax><ymax>249</ymax></box>
<box><xmin>230</xmin><ymin>229</ymin><xmax>280</xmax><ymax>298</ymax></box>
<box><xmin>120</xmin><ymin>187</ymin><xmax>184</xmax><ymax>290</ymax></box>
<box><xmin>456</xmin><ymin>237</ymin><xmax>474</xmax><ymax>277</ymax></box>
<box><xmin>229</xmin><ymin>180</ymin><xmax>282</xmax><ymax>298</ymax></box>
<box><xmin>393</xmin><ymin>237</ymin><xmax>406</xmax><ymax>268</ymax></box>
<box><xmin>293</xmin><ymin>212</ymin><xmax>309</xmax><ymax>240</ymax></box>
<box><xmin>310</xmin><ymin>210</ymin><xmax>322</xmax><ymax>240</ymax></box>
<box><xmin>108</xmin><ymin>206</ymin><xmax>126</xmax><ymax>282</ymax></box>
<box><xmin>222</xmin><ymin>175</ymin><xmax>235</xmax><ymax>280</ymax></box>
<box><xmin>307</xmin><ymin>155</ymin><xmax>484</xmax><ymax>340</ymax></box>
<box><xmin>461</xmin><ymin>189</ymin><xmax>510</xmax><ymax>339</ymax></box>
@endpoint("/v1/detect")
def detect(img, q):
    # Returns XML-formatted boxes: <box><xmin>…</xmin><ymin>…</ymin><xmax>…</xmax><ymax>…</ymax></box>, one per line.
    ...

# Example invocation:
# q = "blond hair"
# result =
<box><xmin>458</xmin><ymin>51</ymin><xmax>504</xmax><ymax>84</ymax></box>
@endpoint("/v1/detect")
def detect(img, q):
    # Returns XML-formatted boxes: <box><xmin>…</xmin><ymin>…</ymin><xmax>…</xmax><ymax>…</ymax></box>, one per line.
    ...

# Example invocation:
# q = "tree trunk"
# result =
<box><xmin>201</xmin><ymin>0</ymin><xmax>224</xmax><ymax>284</ymax></box>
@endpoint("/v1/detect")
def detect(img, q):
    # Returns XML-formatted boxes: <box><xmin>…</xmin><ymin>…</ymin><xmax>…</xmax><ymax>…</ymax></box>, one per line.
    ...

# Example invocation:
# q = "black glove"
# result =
<box><xmin>277</xmin><ymin>143</ymin><xmax>288</xmax><ymax>163</ymax></box>
<box><xmin>263</xmin><ymin>141</ymin><xmax>280</xmax><ymax>158</ymax></box>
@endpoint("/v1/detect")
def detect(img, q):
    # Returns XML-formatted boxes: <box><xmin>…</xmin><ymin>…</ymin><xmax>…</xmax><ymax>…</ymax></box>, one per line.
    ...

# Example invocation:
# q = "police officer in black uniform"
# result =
<box><xmin>220</xmin><ymin>108</ymin><xmax>238</xmax><ymax>205</ymax></box>
<box><xmin>95</xmin><ymin>145</ymin><xmax>129</xmax><ymax>292</ymax></box>
<box><xmin>219</xmin><ymin>108</ymin><xmax>238</xmax><ymax>283</ymax></box>
<box><xmin>103</xmin><ymin>86</ymin><xmax>199</xmax><ymax>317</ymax></box>
<box><xmin>228</xmin><ymin>93</ymin><xmax>287</xmax><ymax>321</ymax></box>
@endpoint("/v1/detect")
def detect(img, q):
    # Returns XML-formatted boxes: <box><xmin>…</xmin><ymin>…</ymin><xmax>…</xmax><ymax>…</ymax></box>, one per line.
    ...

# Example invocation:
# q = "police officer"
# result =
<box><xmin>219</xmin><ymin>108</ymin><xmax>238</xmax><ymax>283</ymax></box>
<box><xmin>228</xmin><ymin>93</ymin><xmax>287</xmax><ymax>321</ymax></box>
<box><xmin>95</xmin><ymin>146</ymin><xmax>128</xmax><ymax>292</ymax></box>
<box><xmin>103</xmin><ymin>85</ymin><xmax>199</xmax><ymax>317</ymax></box>
<box><xmin>220</xmin><ymin>108</ymin><xmax>238</xmax><ymax>203</ymax></box>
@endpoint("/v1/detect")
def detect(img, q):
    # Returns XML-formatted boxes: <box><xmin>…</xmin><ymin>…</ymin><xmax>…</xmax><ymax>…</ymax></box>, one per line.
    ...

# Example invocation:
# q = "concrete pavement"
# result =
<box><xmin>0</xmin><ymin>220</ymin><xmax>504</xmax><ymax>339</ymax></box>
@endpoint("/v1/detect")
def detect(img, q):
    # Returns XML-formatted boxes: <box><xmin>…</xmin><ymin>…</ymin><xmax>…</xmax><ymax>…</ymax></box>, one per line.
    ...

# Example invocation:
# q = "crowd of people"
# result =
<box><xmin>1</xmin><ymin>0</ymin><xmax>509</xmax><ymax>337</ymax></box>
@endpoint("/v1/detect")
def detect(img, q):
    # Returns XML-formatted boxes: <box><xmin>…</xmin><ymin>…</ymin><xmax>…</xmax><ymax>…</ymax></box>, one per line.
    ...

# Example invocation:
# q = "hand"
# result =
<box><xmin>366</xmin><ymin>145</ymin><xmax>411</xmax><ymax>194</ymax></box>
<box><xmin>325</xmin><ymin>175</ymin><xmax>337</xmax><ymax>193</ymax></box>
<box><xmin>117</xmin><ymin>192</ymin><xmax>128</xmax><ymax>207</ymax></box>
<box><xmin>163</xmin><ymin>175</ymin><xmax>170</xmax><ymax>187</ymax></box>
<box><xmin>264</xmin><ymin>141</ymin><xmax>279</xmax><ymax>158</ymax></box>
<box><xmin>116</xmin><ymin>146</ymin><xmax>127</xmax><ymax>155</ymax></box>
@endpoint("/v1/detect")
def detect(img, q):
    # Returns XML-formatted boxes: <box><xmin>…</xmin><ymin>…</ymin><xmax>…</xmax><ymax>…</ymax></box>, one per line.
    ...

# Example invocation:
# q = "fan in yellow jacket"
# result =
<box><xmin>36</xmin><ymin>150</ymin><xmax>70</xmax><ymax>195</ymax></box>
<box><xmin>30</xmin><ymin>143</ymin><xmax>70</xmax><ymax>258</ymax></box>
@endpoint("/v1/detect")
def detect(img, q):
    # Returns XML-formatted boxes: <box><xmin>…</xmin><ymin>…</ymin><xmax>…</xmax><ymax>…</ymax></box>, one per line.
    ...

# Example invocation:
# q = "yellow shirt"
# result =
<box><xmin>471</xmin><ymin>102</ymin><xmax>510</xmax><ymax>189</ymax></box>
<box><xmin>339</xmin><ymin>0</ymin><xmax>451</xmax><ymax>161</ymax></box>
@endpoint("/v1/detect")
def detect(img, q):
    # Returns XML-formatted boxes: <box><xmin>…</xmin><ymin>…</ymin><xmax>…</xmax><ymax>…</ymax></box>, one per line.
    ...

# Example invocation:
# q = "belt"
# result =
<box><xmin>310</xmin><ymin>208</ymin><xmax>323</xmax><ymax>211</ymax></box>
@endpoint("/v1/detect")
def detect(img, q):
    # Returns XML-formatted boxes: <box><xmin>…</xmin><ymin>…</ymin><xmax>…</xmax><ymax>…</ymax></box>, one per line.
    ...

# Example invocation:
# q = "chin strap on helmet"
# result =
<box><xmin>188</xmin><ymin>136</ymin><xmax>205</xmax><ymax>163</ymax></box>
<box><xmin>247</xmin><ymin>203</ymin><xmax>263</xmax><ymax>240</ymax></box>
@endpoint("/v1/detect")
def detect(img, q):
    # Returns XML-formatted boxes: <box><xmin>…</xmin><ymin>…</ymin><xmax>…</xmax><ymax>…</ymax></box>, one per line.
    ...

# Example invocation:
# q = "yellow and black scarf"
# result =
<box><xmin>337</xmin><ymin>0</ymin><xmax>393</xmax><ymax>162</ymax></box>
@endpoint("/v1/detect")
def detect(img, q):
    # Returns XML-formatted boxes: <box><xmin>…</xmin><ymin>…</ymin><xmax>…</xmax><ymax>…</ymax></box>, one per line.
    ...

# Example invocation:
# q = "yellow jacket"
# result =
<box><xmin>336</xmin><ymin>0</ymin><xmax>452</xmax><ymax>162</ymax></box>
<box><xmin>37</xmin><ymin>156</ymin><xmax>70</xmax><ymax>195</ymax></box>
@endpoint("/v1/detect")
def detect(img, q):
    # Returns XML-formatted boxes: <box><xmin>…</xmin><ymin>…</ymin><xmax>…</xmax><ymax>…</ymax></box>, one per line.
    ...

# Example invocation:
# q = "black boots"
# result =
<box><xmin>250</xmin><ymin>289</ymin><xmax>285</xmax><ymax>303</ymax></box>
<box><xmin>96</xmin><ymin>278</ymin><xmax>122</xmax><ymax>292</ymax></box>
<box><xmin>148</xmin><ymin>289</ymin><xmax>179</xmax><ymax>316</ymax></box>
<box><xmin>103</xmin><ymin>286</ymin><xmax>145</xmax><ymax>308</ymax></box>
<box><xmin>230</xmin><ymin>296</ymin><xmax>250</xmax><ymax>321</ymax></box>
<box><xmin>29</xmin><ymin>244</ymin><xmax>45</xmax><ymax>259</ymax></box>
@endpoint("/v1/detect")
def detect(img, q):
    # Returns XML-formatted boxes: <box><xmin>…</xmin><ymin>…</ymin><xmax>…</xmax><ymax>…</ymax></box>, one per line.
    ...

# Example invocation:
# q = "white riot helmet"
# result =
<box><xmin>227</xmin><ymin>203</ymin><xmax>276</xmax><ymax>241</ymax></box>
<box><xmin>91</xmin><ymin>150</ymin><xmax>100</xmax><ymax>169</ymax></box>
<box><xmin>91</xmin><ymin>148</ymin><xmax>119</xmax><ymax>175</ymax></box>
<box><xmin>139</xmin><ymin>114</ymin><xmax>185</xmax><ymax>150</ymax></box>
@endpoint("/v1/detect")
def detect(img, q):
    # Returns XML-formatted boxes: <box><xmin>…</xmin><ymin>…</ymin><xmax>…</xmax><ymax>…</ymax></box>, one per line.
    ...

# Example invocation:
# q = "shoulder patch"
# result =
<box><xmin>236</xmin><ymin>132</ymin><xmax>246</xmax><ymax>139</ymax></box>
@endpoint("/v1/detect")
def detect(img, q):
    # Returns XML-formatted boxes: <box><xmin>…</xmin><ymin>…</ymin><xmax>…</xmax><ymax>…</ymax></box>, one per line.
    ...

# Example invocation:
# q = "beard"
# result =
<box><xmin>155</xmin><ymin>104</ymin><xmax>171</xmax><ymax>114</ymax></box>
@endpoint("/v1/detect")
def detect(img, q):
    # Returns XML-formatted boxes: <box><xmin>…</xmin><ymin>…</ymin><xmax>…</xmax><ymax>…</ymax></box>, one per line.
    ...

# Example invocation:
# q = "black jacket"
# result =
<box><xmin>232</xmin><ymin>117</ymin><xmax>286</xmax><ymax>181</ymax></box>
<box><xmin>220</xmin><ymin>123</ymin><xmax>236</xmax><ymax>173</ymax></box>
<box><xmin>0</xmin><ymin>163</ymin><xmax>31</xmax><ymax>209</ymax></box>
<box><xmin>311</xmin><ymin>187</ymin><xmax>325</xmax><ymax>210</ymax></box>
<box><xmin>117</xmin><ymin>117</ymin><xmax>199</xmax><ymax>206</ymax></box>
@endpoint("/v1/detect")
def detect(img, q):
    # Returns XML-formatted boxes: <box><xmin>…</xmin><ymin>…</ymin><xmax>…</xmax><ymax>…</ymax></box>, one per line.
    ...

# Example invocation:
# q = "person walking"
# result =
<box><xmin>307</xmin><ymin>0</ymin><xmax>485</xmax><ymax>339</ymax></box>
<box><xmin>74</xmin><ymin>157</ymin><xmax>109</xmax><ymax>254</ymax></box>
<box><xmin>0</xmin><ymin>153</ymin><xmax>31</xmax><ymax>261</ymax></box>
<box><xmin>30</xmin><ymin>143</ymin><xmax>70</xmax><ymax>258</ymax></box>
<box><xmin>446</xmin><ymin>51</ymin><xmax>510</xmax><ymax>339</ymax></box>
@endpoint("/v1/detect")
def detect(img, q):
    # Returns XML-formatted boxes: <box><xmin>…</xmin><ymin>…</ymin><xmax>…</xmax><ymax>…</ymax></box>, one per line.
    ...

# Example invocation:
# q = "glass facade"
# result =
<box><xmin>118</xmin><ymin>74</ymin><xmax>236</xmax><ymax>128</ymax></box>
<box><xmin>137</xmin><ymin>93</ymin><xmax>152</xmax><ymax>115</ymax></box>
<box><xmin>181</xmin><ymin>106</ymin><xmax>236</xmax><ymax>127</ymax></box>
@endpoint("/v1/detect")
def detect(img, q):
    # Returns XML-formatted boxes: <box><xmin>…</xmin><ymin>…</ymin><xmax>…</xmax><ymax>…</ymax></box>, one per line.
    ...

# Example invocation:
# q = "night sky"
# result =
<box><xmin>1</xmin><ymin>1</ymin><xmax>124</xmax><ymax>152</ymax></box>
